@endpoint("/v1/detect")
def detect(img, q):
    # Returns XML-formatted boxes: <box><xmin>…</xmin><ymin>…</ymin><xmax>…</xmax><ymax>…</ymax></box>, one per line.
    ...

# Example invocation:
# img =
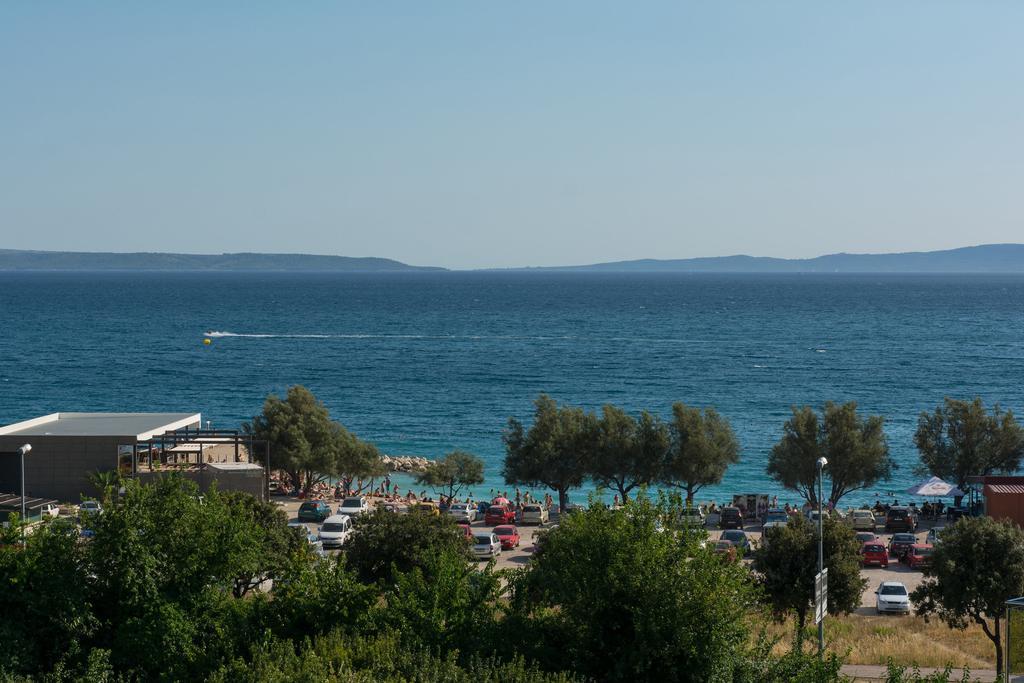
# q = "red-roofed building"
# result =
<box><xmin>968</xmin><ymin>476</ymin><xmax>1024</xmax><ymax>528</ymax></box>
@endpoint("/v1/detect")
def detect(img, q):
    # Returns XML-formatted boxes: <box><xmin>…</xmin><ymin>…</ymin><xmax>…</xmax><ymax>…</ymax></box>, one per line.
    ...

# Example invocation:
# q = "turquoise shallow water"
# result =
<box><xmin>1</xmin><ymin>271</ymin><xmax>1022</xmax><ymax>507</ymax></box>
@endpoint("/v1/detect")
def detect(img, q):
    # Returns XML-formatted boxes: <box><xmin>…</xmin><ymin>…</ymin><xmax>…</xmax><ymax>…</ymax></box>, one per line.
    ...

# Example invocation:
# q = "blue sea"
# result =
<box><xmin>2</xmin><ymin>271</ymin><xmax>1023</xmax><ymax>508</ymax></box>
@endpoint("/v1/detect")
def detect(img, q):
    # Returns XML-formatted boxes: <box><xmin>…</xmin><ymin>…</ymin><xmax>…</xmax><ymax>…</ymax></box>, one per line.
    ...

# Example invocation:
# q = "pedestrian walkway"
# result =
<box><xmin>841</xmin><ymin>664</ymin><xmax>1001</xmax><ymax>682</ymax></box>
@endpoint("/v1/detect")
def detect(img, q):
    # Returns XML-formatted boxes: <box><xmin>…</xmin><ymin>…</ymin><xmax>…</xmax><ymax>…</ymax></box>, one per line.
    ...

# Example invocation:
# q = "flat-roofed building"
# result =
<box><xmin>0</xmin><ymin>412</ymin><xmax>266</xmax><ymax>503</ymax></box>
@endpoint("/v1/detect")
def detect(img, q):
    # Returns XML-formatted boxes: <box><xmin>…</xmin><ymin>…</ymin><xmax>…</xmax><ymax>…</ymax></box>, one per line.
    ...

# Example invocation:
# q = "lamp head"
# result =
<box><xmin>816</xmin><ymin>456</ymin><xmax>828</xmax><ymax>468</ymax></box>
<box><xmin>18</xmin><ymin>444</ymin><xmax>31</xmax><ymax>456</ymax></box>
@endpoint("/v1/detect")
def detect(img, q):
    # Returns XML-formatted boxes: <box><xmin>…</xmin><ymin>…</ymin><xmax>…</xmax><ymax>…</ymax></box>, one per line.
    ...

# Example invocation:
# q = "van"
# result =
<box><xmin>520</xmin><ymin>504</ymin><xmax>549</xmax><ymax>526</ymax></box>
<box><xmin>317</xmin><ymin>514</ymin><xmax>353</xmax><ymax>549</ymax></box>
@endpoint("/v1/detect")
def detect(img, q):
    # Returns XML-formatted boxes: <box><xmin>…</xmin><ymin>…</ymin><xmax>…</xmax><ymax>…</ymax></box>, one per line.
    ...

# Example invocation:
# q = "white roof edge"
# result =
<box><xmin>0</xmin><ymin>413</ymin><xmax>61</xmax><ymax>436</ymax></box>
<box><xmin>136</xmin><ymin>413</ymin><xmax>203</xmax><ymax>440</ymax></box>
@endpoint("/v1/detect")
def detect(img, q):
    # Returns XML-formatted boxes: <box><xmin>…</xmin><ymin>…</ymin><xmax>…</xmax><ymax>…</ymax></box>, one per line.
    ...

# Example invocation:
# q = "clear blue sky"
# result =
<box><xmin>2</xmin><ymin>3</ymin><xmax>1022</xmax><ymax>269</ymax></box>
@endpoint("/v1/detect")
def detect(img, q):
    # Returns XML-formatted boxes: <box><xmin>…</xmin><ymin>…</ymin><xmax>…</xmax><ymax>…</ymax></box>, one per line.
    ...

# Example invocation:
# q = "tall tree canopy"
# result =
<box><xmin>508</xmin><ymin>498</ymin><xmax>758</xmax><ymax>682</ymax></box>
<box><xmin>911</xmin><ymin>516</ymin><xmax>1024</xmax><ymax>675</ymax></box>
<box><xmin>415</xmin><ymin>450</ymin><xmax>485</xmax><ymax>502</ymax></box>
<box><xmin>661</xmin><ymin>403</ymin><xmax>740</xmax><ymax>504</ymax></box>
<box><xmin>914</xmin><ymin>397</ymin><xmax>1024</xmax><ymax>491</ymax></box>
<box><xmin>753</xmin><ymin>515</ymin><xmax>866</xmax><ymax>654</ymax></box>
<box><xmin>503</xmin><ymin>395</ymin><xmax>597</xmax><ymax>512</ymax></box>
<box><xmin>767</xmin><ymin>402</ymin><xmax>893</xmax><ymax>507</ymax></box>
<box><xmin>244</xmin><ymin>385</ymin><xmax>382</xmax><ymax>495</ymax></box>
<box><xmin>588</xmin><ymin>406</ymin><xmax>669</xmax><ymax>502</ymax></box>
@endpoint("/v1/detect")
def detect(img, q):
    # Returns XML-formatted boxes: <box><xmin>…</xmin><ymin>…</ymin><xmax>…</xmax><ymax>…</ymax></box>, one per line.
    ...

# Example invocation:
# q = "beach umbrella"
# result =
<box><xmin>904</xmin><ymin>476</ymin><xmax>964</xmax><ymax>498</ymax></box>
<box><xmin>492</xmin><ymin>497</ymin><xmax>510</xmax><ymax>506</ymax></box>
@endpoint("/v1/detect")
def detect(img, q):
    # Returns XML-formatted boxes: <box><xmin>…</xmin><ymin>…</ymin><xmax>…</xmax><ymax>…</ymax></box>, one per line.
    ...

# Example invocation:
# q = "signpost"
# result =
<box><xmin>814</xmin><ymin>568</ymin><xmax>828</xmax><ymax>625</ymax></box>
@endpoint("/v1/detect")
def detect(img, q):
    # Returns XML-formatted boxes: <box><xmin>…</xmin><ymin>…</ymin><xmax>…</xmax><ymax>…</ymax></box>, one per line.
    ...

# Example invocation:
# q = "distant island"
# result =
<box><xmin>3</xmin><ymin>244</ymin><xmax>1024</xmax><ymax>273</ymax></box>
<box><xmin>532</xmin><ymin>243</ymin><xmax>1024</xmax><ymax>274</ymax></box>
<box><xmin>0</xmin><ymin>250</ymin><xmax>445</xmax><ymax>272</ymax></box>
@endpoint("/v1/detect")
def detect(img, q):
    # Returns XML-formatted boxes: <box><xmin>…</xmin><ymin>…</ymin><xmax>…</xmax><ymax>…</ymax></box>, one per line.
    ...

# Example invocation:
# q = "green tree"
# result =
<box><xmin>88</xmin><ymin>476</ymin><xmax>302</xmax><ymax>680</ymax></box>
<box><xmin>264</xmin><ymin>554</ymin><xmax>378</xmax><ymax>643</ymax></box>
<box><xmin>336</xmin><ymin>437</ymin><xmax>388</xmax><ymax>495</ymax></box>
<box><xmin>661</xmin><ymin>403</ymin><xmax>740</xmax><ymax>504</ymax></box>
<box><xmin>914</xmin><ymin>397</ymin><xmax>1024</xmax><ymax>492</ymax></box>
<box><xmin>753</xmin><ymin>515</ymin><xmax>866</xmax><ymax>653</ymax></box>
<box><xmin>767</xmin><ymin>401</ymin><xmax>894</xmax><ymax>507</ymax></box>
<box><xmin>244</xmin><ymin>385</ymin><xmax>381</xmax><ymax>496</ymax></box>
<box><xmin>508</xmin><ymin>497</ymin><xmax>758</xmax><ymax>682</ymax></box>
<box><xmin>415</xmin><ymin>450</ymin><xmax>485</xmax><ymax>502</ymax></box>
<box><xmin>87</xmin><ymin>468</ymin><xmax>121</xmax><ymax>505</ymax></box>
<box><xmin>344</xmin><ymin>507</ymin><xmax>470</xmax><ymax>585</ymax></box>
<box><xmin>588</xmin><ymin>406</ymin><xmax>669</xmax><ymax>503</ymax></box>
<box><xmin>372</xmin><ymin>548</ymin><xmax>504</xmax><ymax>657</ymax></box>
<box><xmin>0</xmin><ymin>515</ymin><xmax>95</xmax><ymax>677</ymax></box>
<box><xmin>503</xmin><ymin>395</ymin><xmax>597</xmax><ymax>512</ymax></box>
<box><xmin>221</xmin><ymin>490</ymin><xmax>304</xmax><ymax>597</ymax></box>
<box><xmin>911</xmin><ymin>516</ymin><xmax>1024</xmax><ymax>675</ymax></box>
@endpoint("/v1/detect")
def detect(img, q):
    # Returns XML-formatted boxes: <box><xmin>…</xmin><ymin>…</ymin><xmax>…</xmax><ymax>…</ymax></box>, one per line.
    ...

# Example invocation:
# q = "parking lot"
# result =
<box><xmin>277</xmin><ymin>498</ymin><xmax>930</xmax><ymax>611</ymax></box>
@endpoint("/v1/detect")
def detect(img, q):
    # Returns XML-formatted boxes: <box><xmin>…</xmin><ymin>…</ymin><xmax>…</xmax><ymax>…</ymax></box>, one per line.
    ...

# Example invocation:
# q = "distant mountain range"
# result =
<box><xmin>0</xmin><ymin>250</ymin><xmax>444</xmax><ymax>272</ymax></box>
<box><xmin>537</xmin><ymin>244</ymin><xmax>1024</xmax><ymax>273</ymax></box>
<box><xmin>2</xmin><ymin>244</ymin><xmax>1024</xmax><ymax>273</ymax></box>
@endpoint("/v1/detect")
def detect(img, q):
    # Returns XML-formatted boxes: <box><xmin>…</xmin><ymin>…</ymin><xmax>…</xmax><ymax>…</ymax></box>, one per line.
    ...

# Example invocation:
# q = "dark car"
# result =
<box><xmin>885</xmin><ymin>506</ymin><xmax>916</xmax><ymax>533</ymax></box>
<box><xmin>719</xmin><ymin>529</ymin><xmax>750</xmax><ymax>554</ymax></box>
<box><xmin>719</xmin><ymin>506</ymin><xmax>744</xmax><ymax>530</ymax></box>
<box><xmin>297</xmin><ymin>500</ymin><xmax>332</xmax><ymax>523</ymax></box>
<box><xmin>888</xmin><ymin>532</ymin><xmax>918</xmax><ymax>560</ymax></box>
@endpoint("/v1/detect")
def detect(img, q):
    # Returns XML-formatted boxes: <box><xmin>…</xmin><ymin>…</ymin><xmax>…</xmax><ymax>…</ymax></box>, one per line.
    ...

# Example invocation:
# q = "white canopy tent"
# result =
<box><xmin>905</xmin><ymin>476</ymin><xmax>964</xmax><ymax>498</ymax></box>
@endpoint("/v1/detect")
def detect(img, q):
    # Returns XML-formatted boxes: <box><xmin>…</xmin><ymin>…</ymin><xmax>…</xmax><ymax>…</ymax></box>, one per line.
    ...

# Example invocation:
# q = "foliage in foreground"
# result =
<box><xmin>508</xmin><ymin>496</ymin><xmax>758</xmax><ymax>682</ymax></box>
<box><xmin>754</xmin><ymin>515</ymin><xmax>866</xmax><ymax>653</ymax></box>
<box><xmin>1</xmin><ymin>475</ymin><xmax>855</xmax><ymax>682</ymax></box>
<box><xmin>912</xmin><ymin>515</ymin><xmax>1024</xmax><ymax>676</ymax></box>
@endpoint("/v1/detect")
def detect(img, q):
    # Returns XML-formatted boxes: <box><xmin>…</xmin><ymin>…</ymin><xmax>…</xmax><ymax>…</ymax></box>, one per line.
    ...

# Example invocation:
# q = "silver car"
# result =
<box><xmin>472</xmin><ymin>533</ymin><xmax>501</xmax><ymax>560</ymax></box>
<box><xmin>520</xmin><ymin>504</ymin><xmax>549</xmax><ymax>526</ymax></box>
<box><xmin>447</xmin><ymin>502</ymin><xmax>477</xmax><ymax>523</ymax></box>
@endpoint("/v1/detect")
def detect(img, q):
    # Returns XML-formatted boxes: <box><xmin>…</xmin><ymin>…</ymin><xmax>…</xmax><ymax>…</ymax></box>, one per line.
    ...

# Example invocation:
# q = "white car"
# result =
<box><xmin>317</xmin><ymin>514</ymin><xmax>353</xmax><ymax>549</ymax></box>
<box><xmin>472</xmin><ymin>533</ymin><xmax>501</xmax><ymax>560</ymax></box>
<box><xmin>678</xmin><ymin>508</ymin><xmax>706</xmax><ymax>527</ymax></box>
<box><xmin>520</xmin><ymin>503</ymin><xmax>549</xmax><ymax>526</ymax></box>
<box><xmin>926</xmin><ymin>527</ymin><xmax>946</xmax><ymax>545</ymax></box>
<box><xmin>40</xmin><ymin>503</ymin><xmax>60</xmax><ymax>519</ymax></box>
<box><xmin>875</xmin><ymin>581</ymin><xmax>911</xmax><ymax>615</ymax></box>
<box><xmin>850</xmin><ymin>509</ymin><xmax>876</xmax><ymax>532</ymax></box>
<box><xmin>447</xmin><ymin>503</ymin><xmax>477</xmax><ymax>523</ymax></box>
<box><xmin>79</xmin><ymin>500</ymin><xmax>103</xmax><ymax>516</ymax></box>
<box><xmin>337</xmin><ymin>496</ymin><xmax>369</xmax><ymax>517</ymax></box>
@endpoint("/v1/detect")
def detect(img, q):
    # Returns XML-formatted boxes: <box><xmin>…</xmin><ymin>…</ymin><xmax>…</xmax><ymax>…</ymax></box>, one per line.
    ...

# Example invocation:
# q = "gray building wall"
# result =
<box><xmin>0</xmin><ymin>434</ymin><xmax>126</xmax><ymax>502</ymax></box>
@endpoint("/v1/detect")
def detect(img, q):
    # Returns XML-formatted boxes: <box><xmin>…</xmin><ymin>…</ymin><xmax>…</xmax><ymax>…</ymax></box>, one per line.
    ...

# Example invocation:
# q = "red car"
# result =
<box><xmin>860</xmin><ymin>541</ymin><xmax>889</xmax><ymax>568</ymax></box>
<box><xmin>905</xmin><ymin>543</ymin><xmax>934</xmax><ymax>569</ymax></box>
<box><xmin>493</xmin><ymin>525</ymin><xmax>521</xmax><ymax>550</ymax></box>
<box><xmin>485</xmin><ymin>505</ymin><xmax>516</xmax><ymax>526</ymax></box>
<box><xmin>457</xmin><ymin>523</ymin><xmax>473</xmax><ymax>541</ymax></box>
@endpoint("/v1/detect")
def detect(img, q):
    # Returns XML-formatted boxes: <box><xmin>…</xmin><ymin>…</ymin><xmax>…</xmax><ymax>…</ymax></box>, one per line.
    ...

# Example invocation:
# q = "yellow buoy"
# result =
<box><xmin>203</xmin><ymin>338</ymin><xmax>212</xmax><ymax>345</ymax></box>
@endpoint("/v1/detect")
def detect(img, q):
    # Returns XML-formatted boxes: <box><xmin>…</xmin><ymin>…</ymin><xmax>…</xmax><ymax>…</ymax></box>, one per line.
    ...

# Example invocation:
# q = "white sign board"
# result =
<box><xmin>814</xmin><ymin>568</ymin><xmax>829</xmax><ymax>625</ymax></box>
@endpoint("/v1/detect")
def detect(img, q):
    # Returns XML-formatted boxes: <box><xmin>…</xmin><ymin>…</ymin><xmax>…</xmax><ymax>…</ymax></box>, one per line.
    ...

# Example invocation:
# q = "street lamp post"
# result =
<box><xmin>817</xmin><ymin>456</ymin><xmax>828</xmax><ymax>657</ymax></box>
<box><xmin>18</xmin><ymin>443</ymin><xmax>32</xmax><ymax>545</ymax></box>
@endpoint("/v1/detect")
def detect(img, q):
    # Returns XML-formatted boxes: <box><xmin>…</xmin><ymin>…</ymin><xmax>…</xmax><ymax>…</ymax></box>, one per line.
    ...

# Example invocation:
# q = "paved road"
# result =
<box><xmin>277</xmin><ymin>498</ymin><xmax>933</xmax><ymax>610</ymax></box>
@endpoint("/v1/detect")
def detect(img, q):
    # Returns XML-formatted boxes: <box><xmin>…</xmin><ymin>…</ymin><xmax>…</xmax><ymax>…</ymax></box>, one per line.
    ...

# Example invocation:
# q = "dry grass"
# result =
<box><xmin>761</xmin><ymin>613</ymin><xmax>996</xmax><ymax>670</ymax></box>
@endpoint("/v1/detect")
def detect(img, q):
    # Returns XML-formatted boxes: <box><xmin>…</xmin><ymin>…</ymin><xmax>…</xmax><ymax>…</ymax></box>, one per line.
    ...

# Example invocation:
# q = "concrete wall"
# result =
<box><xmin>135</xmin><ymin>466</ymin><xmax>266</xmax><ymax>502</ymax></box>
<box><xmin>0</xmin><ymin>434</ymin><xmax>126</xmax><ymax>502</ymax></box>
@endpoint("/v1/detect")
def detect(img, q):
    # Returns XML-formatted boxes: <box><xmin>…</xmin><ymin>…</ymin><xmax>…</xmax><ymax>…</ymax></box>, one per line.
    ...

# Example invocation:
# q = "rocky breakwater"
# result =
<box><xmin>381</xmin><ymin>454</ymin><xmax>432</xmax><ymax>473</ymax></box>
